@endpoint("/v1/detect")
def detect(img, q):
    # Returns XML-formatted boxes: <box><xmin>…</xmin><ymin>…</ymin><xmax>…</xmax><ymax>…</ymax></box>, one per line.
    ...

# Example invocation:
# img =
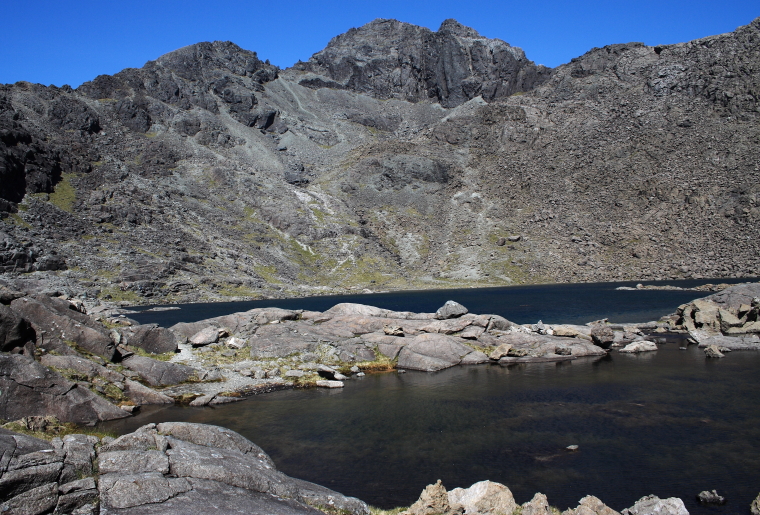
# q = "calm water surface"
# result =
<box><xmin>129</xmin><ymin>277</ymin><xmax>756</xmax><ymax>327</ymax></box>
<box><xmin>103</xmin><ymin>343</ymin><xmax>760</xmax><ymax>514</ymax></box>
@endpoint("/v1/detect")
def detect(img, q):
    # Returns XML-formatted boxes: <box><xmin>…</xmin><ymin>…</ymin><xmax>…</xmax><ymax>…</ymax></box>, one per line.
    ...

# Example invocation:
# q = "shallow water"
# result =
<box><xmin>129</xmin><ymin>277</ymin><xmax>757</xmax><ymax>327</ymax></box>
<box><xmin>103</xmin><ymin>342</ymin><xmax>760</xmax><ymax>513</ymax></box>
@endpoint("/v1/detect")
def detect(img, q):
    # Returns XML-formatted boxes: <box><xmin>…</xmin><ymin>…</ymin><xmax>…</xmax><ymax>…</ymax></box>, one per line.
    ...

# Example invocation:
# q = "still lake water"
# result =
<box><xmin>129</xmin><ymin>278</ymin><xmax>755</xmax><ymax>327</ymax></box>
<box><xmin>109</xmin><ymin>279</ymin><xmax>760</xmax><ymax>513</ymax></box>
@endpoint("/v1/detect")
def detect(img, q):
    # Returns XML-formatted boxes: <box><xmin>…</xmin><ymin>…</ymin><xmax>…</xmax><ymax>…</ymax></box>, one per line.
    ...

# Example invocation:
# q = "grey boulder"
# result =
<box><xmin>435</xmin><ymin>300</ymin><xmax>469</xmax><ymax>320</ymax></box>
<box><xmin>0</xmin><ymin>303</ymin><xmax>34</xmax><ymax>352</ymax></box>
<box><xmin>122</xmin><ymin>324</ymin><xmax>178</xmax><ymax>354</ymax></box>
<box><xmin>121</xmin><ymin>355</ymin><xmax>197</xmax><ymax>386</ymax></box>
<box><xmin>622</xmin><ymin>495</ymin><xmax>689</xmax><ymax>515</ymax></box>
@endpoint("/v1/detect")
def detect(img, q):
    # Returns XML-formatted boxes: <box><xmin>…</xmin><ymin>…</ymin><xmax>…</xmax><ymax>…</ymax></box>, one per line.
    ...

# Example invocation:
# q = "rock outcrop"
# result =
<box><xmin>0</xmin><ymin>354</ymin><xmax>128</xmax><ymax>424</ymax></box>
<box><xmin>294</xmin><ymin>18</ymin><xmax>550</xmax><ymax>107</ymax></box>
<box><xmin>0</xmin><ymin>422</ymin><xmax>369</xmax><ymax>515</ymax></box>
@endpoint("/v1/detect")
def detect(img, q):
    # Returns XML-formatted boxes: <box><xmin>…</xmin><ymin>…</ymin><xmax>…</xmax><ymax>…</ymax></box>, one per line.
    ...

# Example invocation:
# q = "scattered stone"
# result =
<box><xmin>189</xmin><ymin>326</ymin><xmax>219</xmax><ymax>346</ymax></box>
<box><xmin>704</xmin><ymin>344</ymin><xmax>725</xmax><ymax>358</ymax></box>
<box><xmin>591</xmin><ymin>325</ymin><xmax>615</xmax><ymax>349</ymax></box>
<box><xmin>697</xmin><ymin>490</ymin><xmax>726</xmax><ymax>505</ymax></box>
<box><xmin>751</xmin><ymin>492</ymin><xmax>760</xmax><ymax>515</ymax></box>
<box><xmin>488</xmin><ymin>343</ymin><xmax>512</xmax><ymax>360</ymax></box>
<box><xmin>384</xmin><ymin>325</ymin><xmax>404</xmax><ymax>336</ymax></box>
<box><xmin>563</xmin><ymin>495</ymin><xmax>620</xmax><ymax>515</ymax></box>
<box><xmin>285</xmin><ymin>370</ymin><xmax>304</xmax><ymax>378</ymax></box>
<box><xmin>316</xmin><ymin>380</ymin><xmax>344</xmax><ymax>388</ymax></box>
<box><xmin>403</xmin><ymin>479</ymin><xmax>463</xmax><ymax>515</ymax></box>
<box><xmin>227</xmin><ymin>337</ymin><xmax>248</xmax><ymax>349</ymax></box>
<box><xmin>435</xmin><ymin>301</ymin><xmax>469</xmax><ymax>320</ymax></box>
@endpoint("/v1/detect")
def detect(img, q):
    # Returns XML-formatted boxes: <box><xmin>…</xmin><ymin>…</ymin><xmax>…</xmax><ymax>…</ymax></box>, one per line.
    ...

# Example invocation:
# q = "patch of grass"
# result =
<box><xmin>144</xmin><ymin>132</ymin><xmax>158</xmax><ymax>138</ymax></box>
<box><xmin>49</xmin><ymin>173</ymin><xmax>77</xmax><ymax>213</ymax></box>
<box><xmin>129</xmin><ymin>346</ymin><xmax>175</xmax><ymax>362</ymax></box>
<box><xmin>1</xmin><ymin>417</ymin><xmax>118</xmax><ymax>441</ymax></box>
<box><xmin>217</xmin><ymin>284</ymin><xmax>259</xmax><ymax>298</ymax></box>
<box><xmin>369</xmin><ymin>507</ymin><xmax>408</xmax><ymax>515</ymax></box>
<box><xmin>5</xmin><ymin>213</ymin><xmax>32</xmax><ymax>229</ymax></box>
<box><xmin>98</xmin><ymin>285</ymin><xmax>141</xmax><ymax>303</ymax></box>
<box><xmin>254</xmin><ymin>264</ymin><xmax>280</xmax><ymax>284</ymax></box>
<box><xmin>48</xmin><ymin>367</ymin><xmax>90</xmax><ymax>383</ymax></box>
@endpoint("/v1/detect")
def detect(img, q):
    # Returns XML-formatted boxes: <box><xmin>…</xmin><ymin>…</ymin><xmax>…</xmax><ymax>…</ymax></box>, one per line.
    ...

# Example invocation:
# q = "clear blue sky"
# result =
<box><xmin>2</xmin><ymin>0</ymin><xmax>757</xmax><ymax>88</ymax></box>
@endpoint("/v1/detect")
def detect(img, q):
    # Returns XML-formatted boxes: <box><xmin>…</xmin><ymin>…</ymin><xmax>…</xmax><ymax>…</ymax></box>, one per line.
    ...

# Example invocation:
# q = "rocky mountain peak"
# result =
<box><xmin>293</xmin><ymin>18</ymin><xmax>550</xmax><ymax>107</ymax></box>
<box><xmin>437</xmin><ymin>18</ymin><xmax>482</xmax><ymax>38</ymax></box>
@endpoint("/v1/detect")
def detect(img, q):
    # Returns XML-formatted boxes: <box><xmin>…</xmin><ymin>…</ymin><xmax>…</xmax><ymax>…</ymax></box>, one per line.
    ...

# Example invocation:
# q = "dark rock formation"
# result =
<box><xmin>295</xmin><ymin>18</ymin><xmax>550</xmax><ymax>107</ymax></box>
<box><xmin>0</xmin><ymin>354</ymin><xmax>128</xmax><ymax>424</ymax></box>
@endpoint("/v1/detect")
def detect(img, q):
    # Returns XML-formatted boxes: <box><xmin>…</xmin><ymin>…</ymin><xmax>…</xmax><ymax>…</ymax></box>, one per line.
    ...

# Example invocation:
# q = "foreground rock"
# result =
<box><xmin>621</xmin><ymin>495</ymin><xmax>689</xmax><ymax>515</ymax></box>
<box><xmin>0</xmin><ymin>422</ymin><xmax>368</xmax><ymax>515</ymax></box>
<box><xmin>404</xmin><ymin>481</ymin><xmax>689</xmax><ymax>515</ymax></box>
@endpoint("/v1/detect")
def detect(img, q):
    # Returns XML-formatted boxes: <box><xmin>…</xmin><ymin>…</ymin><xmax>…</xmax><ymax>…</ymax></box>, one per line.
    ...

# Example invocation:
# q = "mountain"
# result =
<box><xmin>0</xmin><ymin>18</ymin><xmax>758</xmax><ymax>304</ymax></box>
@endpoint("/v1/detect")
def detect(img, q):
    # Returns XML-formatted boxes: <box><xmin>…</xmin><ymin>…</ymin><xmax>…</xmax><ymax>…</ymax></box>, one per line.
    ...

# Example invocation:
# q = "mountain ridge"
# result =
<box><xmin>0</xmin><ymin>17</ymin><xmax>758</xmax><ymax>304</ymax></box>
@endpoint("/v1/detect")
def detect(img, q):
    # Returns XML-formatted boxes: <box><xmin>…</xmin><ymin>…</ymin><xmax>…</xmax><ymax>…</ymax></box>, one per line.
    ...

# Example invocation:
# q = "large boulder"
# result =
<box><xmin>123</xmin><ymin>324</ymin><xmax>178</xmax><ymax>354</ymax></box>
<box><xmin>621</xmin><ymin>495</ymin><xmax>689</xmax><ymax>515</ymax></box>
<box><xmin>0</xmin><ymin>304</ymin><xmax>34</xmax><ymax>352</ymax></box>
<box><xmin>590</xmin><ymin>325</ymin><xmax>615</xmax><ymax>349</ymax></box>
<box><xmin>121</xmin><ymin>355</ymin><xmax>197</xmax><ymax>386</ymax></box>
<box><xmin>397</xmin><ymin>333</ymin><xmax>474</xmax><ymax>372</ymax></box>
<box><xmin>562</xmin><ymin>495</ymin><xmax>620</xmax><ymax>515</ymax></box>
<box><xmin>435</xmin><ymin>301</ymin><xmax>469</xmax><ymax>320</ymax></box>
<box><xmin>10</xmin><ymin>296</ymin><xmax>116</xmax><ymax>361</ymax></box>
<box><xmin>448</xmin><ymin>480</ymin><xmax>517</xmax><ymax>515</ymax></box>
<box><xmin>0</xmin><ymin>354</ymin><xmax>129</xmax><ymax>424</ymax></box>
<box><xmin>403</xmin><ymin>479</ymin><xmax>463</xmax><ymax>515</ymax></box>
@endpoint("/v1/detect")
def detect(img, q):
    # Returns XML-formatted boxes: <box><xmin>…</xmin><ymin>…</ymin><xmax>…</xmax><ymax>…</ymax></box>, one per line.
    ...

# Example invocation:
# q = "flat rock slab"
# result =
<box><xmin>99</xmin><ymin>478</ymin><xmax>325</xmax><ymax>515</ymax></box>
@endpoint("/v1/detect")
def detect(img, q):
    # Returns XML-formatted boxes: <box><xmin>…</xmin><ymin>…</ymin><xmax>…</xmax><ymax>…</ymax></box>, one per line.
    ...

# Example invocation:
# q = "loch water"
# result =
<box><xmin>109</xmin><ymin>279</ymin><xmax>760</xmax><ymax>513</ymax></box>
<box><xmin>129</xmin><ymin>277</ymin><xmax>755</xmax><ymax>327</ymax></box>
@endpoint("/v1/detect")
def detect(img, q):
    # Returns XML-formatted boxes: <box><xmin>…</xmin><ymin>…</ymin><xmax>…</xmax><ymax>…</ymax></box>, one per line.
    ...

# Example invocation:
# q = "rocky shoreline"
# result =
<box><xmin>2</xmin><ymin>282</ymin><xmax>760</xmax><ymax>513</ymax></box>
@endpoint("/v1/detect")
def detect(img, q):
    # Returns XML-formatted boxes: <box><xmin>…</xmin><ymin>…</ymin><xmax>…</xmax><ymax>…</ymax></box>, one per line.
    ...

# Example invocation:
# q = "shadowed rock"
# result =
<box><xmin>0</xmin><ymin>354</ymin><xmax>129</xmax><ymax>424</ymax></box>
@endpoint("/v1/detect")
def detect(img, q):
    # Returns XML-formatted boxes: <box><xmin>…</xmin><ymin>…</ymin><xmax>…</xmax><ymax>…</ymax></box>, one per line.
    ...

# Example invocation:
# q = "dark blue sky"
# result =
<box><xmin>2</xmin><ymin>0</ymin><xmax>757</xmax><ymax>88</ymax></box>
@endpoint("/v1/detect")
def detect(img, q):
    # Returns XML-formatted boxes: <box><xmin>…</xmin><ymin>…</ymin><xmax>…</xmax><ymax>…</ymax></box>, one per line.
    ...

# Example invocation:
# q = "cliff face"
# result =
<box><xmin>0</xmin><ymin>18</ymin><xmax>758</xmax><ymax>304</ymax></box>
<box><xmin>294</xmin><ymin>18</ymin><xmax>551</xmax><ymax>107</ymax></box>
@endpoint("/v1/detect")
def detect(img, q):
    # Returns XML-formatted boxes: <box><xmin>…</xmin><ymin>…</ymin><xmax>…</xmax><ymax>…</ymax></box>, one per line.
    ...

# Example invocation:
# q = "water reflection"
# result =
<box><xmin>103</xmin><ymin>345</ymin><xmax>760</xmax><ymax>514</ymax></box>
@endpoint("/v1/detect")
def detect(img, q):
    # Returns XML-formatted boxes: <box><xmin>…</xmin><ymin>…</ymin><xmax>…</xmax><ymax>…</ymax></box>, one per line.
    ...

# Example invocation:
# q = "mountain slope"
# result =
<box><xmin>0</xmin><ymin>18</ymin><xmax>758</xmax><ymax>304</ymax></box>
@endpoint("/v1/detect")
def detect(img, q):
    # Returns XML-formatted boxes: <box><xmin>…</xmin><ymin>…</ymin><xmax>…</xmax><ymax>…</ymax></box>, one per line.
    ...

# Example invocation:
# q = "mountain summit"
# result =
<box><xmin>294</xmin><ymin>18</ymin><xmax>550</xmax><ymax>107</ymax></box>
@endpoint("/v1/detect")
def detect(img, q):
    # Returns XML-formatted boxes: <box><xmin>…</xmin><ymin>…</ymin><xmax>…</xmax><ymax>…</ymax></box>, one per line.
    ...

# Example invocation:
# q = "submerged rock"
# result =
<box><xmin>697</xmin><ymin>490</ymin><xmax>726</xmax><ymax>505</ymax></box>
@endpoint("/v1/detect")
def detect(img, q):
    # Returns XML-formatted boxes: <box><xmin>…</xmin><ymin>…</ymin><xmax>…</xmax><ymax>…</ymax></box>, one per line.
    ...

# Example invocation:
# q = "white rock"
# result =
<box><xmin>619</xmin><ymin>341</ymin><xmax>658</xmax><ymax>353</ymax></box>
<box><xmin>316</xmin><ymin>380</ymin><xmax>344</xmax><ymax>388</ymax></box>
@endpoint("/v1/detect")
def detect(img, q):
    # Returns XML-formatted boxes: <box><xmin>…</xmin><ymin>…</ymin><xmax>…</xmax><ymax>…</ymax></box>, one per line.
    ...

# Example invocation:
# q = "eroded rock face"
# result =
<box><xmin>10</xmin><ymin>296</ymin><xmax>116</xmax><ymax>360</ymax></box>
<box><xmin>295</xmin><ymin>18</ymin><xmax>550</xmax><ymax>107</ymax></box>
<box><xmin>0</xmin><ymin>354</ymin><xmax>128</xmax><ymax>424</ymax></box>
